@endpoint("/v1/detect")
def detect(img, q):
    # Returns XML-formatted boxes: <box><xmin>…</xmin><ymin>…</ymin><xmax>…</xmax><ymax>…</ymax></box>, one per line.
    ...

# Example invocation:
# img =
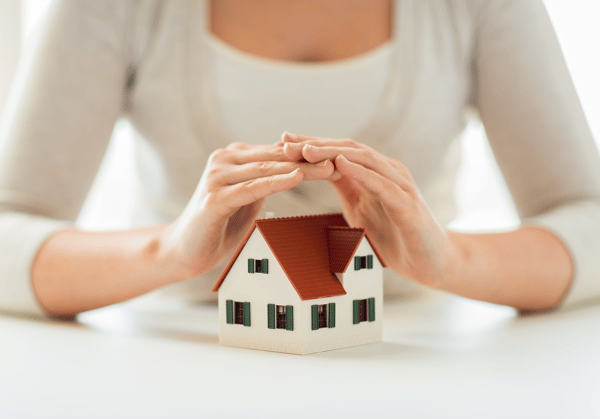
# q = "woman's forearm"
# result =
<box><xmin>31</xmin><ymin>225</ymin><xmax>184</xmax><ymax>317</ymax></box>
<box><xmin>444</xmin><ymin>226</ymin><xmax>574</xmax><ymax>312</ymax></box>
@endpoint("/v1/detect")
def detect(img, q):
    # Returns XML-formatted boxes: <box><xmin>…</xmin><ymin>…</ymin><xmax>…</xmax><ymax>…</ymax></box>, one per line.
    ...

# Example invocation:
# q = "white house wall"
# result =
<box><xmin>300</xmin><ymin>237</ymin><xmax>383</xmax><ymax>354</ymax></box>
<box><xmin>218</xmin><ymin>229</ymin><xmax>303</xmax><ymax>353</ymax></box>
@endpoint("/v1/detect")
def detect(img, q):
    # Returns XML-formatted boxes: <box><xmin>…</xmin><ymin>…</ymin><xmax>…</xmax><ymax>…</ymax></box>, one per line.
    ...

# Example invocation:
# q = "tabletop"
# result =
<box><xmin>1</xmin><ymin>289</ymin><xmax>599</xmax><ymax>419</ymax></box>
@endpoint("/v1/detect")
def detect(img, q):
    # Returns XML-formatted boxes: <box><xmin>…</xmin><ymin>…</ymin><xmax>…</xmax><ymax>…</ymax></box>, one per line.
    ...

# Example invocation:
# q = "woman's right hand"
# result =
<box><xmin>158</xmin><ymin>141</ymin><xmax>335</xmax><ymax>280</ymax></box>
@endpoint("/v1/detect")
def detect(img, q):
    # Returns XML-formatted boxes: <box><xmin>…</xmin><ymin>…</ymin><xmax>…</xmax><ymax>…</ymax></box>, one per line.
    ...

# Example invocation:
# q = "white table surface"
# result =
<box><xmin>1</xmin><ymin>290</ymin><xmax>599</xmax><ymax>419</ymax></box>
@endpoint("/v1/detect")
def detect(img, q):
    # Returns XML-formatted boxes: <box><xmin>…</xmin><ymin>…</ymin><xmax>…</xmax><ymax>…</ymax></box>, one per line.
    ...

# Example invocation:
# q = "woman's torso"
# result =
<box><xmin>125</xmin><ymin>0</ymin><xmax>475</xmax><ymax>298</ymax></box>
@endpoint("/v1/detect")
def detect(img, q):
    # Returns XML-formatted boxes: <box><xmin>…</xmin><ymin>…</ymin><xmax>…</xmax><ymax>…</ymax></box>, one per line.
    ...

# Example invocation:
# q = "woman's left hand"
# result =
<box><xmin>281</xmin><ymin>132</ymin><xmax>460</xmax><ymax>288</ymax></box>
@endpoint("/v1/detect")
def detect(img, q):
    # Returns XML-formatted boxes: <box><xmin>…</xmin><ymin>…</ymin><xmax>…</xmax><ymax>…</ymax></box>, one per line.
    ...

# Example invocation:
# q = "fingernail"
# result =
<box><xmin>316</xmin><ymin>159</ymin><xmax>330</xmax><ymax>167</ymax></box>
<box><xmin>287</xmin><ymin>142</ymin><xmax>302</xmax><ymax>148</ymax></box>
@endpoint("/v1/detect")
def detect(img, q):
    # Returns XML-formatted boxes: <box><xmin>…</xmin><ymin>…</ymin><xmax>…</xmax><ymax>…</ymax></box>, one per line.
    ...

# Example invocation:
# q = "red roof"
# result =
<box><xmin>212</xmin><ymin>213</ymin><xmax>386</xmax><ymax>300</ymax></box>
<box><xmin>327</xmin><ymin>227</ymin><xmax>366</xmax><ymax>273</ymax></box>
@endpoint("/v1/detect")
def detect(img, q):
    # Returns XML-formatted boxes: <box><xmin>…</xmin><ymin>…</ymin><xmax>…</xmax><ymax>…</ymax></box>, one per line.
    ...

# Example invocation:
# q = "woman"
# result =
<box><xmin>1</xmin><ymin>0</ymin><xmax>599</xmax><ymax>317</ymax></box>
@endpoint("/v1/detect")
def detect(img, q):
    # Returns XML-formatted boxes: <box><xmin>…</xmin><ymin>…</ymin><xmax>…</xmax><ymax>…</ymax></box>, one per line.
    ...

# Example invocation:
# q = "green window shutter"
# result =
<box><xmin>368</xmin><ymin>298</ymin><xmax>375</xmax><ymax>322</ymax></box>
<box><xmin>353</xmin><ymin>300</ymin><xmax>360</xmax><ymax>324</ymax></box>
<box><xmin>226</xmin><ymin>300</ymin><xmax>234</xmax><ymax>324</ymax></box>
<box><xmin>328</xmin><ymin>303</ymin><xmax>336</xmax><ymax>328</ymax></box>
<box><xmin>243</xmin><ymin>302</ymin><xmax>251</xmax><ymax>326</ymax></box>
<box><xmin>267</xmin><ymin>304</ymin><xmax>275</xmax><ymax>329</ymax></box>
<box><xmin>367</xmin><ymin>255</ymin><xmax>373</xmax><ymax>269</ymax></box>
<box><xmin>262</xmin><ymin>259</ymin><xmax>269</xmax><ymax>274</ymax></box>
<box><xmin>286</xmin><ymin>305</ymin><xmax>294</xmax><ymax>331</ymax></box>
<box><xmin>248</xmin><ymin>258</ymin><xmax>254</xmax><ymax>273</ymax></box>
<box><xmin>354</xmin><ymin>256</ymin><xmax>361</xmax><ymax>271</ymax></box>
<box><xmin>311</xmin><ymin>305</ymin><xmax>319</xmax><ymax>330</ymax></box>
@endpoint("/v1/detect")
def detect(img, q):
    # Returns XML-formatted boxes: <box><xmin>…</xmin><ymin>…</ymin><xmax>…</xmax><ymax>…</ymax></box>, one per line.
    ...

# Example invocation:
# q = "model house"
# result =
<box><xmin>212</xmin><ymin>213</ymin><xmax>386</xmax><ymax>355</ymax></box>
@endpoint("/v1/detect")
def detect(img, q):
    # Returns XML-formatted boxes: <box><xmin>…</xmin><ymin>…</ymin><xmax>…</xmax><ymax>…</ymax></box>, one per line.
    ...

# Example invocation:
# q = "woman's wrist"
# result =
<box><xmin>151</xmin><ymin>221</ymin><xmax>209</xmax><ymax>283</ymax></box>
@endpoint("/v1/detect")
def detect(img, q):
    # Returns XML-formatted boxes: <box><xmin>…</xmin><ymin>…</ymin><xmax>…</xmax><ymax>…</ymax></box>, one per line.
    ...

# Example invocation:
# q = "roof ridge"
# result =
<box><xmin>256</xmin><ymin>212</ymin><xmax>345</xmax><ymax>224</ymax></box>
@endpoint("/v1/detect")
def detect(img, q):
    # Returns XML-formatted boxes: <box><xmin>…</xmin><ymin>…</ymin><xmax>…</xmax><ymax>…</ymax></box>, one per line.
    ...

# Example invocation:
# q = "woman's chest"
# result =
<box><xmin>209</xmin><ymin>0</ymin><xmax>393</xmax><ymax>63</ymax></box>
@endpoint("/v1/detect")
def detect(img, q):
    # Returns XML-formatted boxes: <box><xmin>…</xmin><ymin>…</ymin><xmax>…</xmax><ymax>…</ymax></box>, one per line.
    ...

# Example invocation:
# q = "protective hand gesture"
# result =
<box><xmin>282</xmin><ymin>133</ymin><xmax>459</xmax><ymax>287</ymax></box>
<box><xmin>161</xmin><ymin>141</ymin><xmax>335</xmax><ymax>279</ymax></box>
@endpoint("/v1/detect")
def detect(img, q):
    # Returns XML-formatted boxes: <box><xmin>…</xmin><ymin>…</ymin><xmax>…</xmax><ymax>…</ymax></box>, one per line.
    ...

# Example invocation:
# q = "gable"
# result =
<box><xmin>217</xmin><ymin>229</ymin><xmax>299</xmax><ymax>303</ymax></box>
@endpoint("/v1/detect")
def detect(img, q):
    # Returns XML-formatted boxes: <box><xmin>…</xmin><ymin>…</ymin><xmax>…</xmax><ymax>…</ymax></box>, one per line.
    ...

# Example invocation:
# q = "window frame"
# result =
<box><xmin>354</xmin><ymin>255</ymin><xmax>374</xmax><ymax>271</ymax></box>
<box><xmin>248</xmin><ymin>258</ymin><xmax>269</xmax><ymax>274</ymax></box>
<box><xmin>226</xmin><ymin>299</ymin><xmax>251</xmax><ymax>327</ymax></box>
<box><xmin>353</xmin><ymin>298</ymin><xmax>375</xmax><ymax>324</ymax></box>
<box><xmin>311</xmin><ymin>302</ymin><xmax>336</xmax><ymax>330</ymax></box>
<box><xmin>267</xmin><ymin>303</ymin><xmax>294</xmax><ymax>331</ymax></box>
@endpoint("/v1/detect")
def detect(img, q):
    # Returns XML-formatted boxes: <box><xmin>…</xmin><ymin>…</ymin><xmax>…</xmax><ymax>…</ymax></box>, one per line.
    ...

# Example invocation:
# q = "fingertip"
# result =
<box><xmin>282</xmin><ymin>131</ymin><xmax>299</xmax><ymax>142</ymax></box>
<box><xmin>328</xmin><ymin>170</ymin><xmax>343</xmax><ymax>182</ymax></box>
<box><xmin>283</xmin><ymin>142</ymin><xmax>304</xmax><ymax>161</ymax></box>
<box><xmin>315</xmin><ymin>158</ymin><xmax>330</xmax><ymax>168</ymax></box>
<box><xmin>301</xmin><ymin>144</ymin><xmax>319</xmax><ymax>162</ymax></box>
<box><xmin>336</xmin><ymin>154</ymin><xmax>348</xmax><ymax>164</ymax></box>
<box><xmin>334</xmin><ymin>154</ymin><xmax>355</xmax><ymax>177</ymax></box>
<box><xmin>287</xmin><ymin>167</ymin><xmax>304</xmax><ymax>186</ymax></box>
<box><xmin>284</xmin><ymin>142</ymin><xmax>302</xmax><ymax>150</ymax></box>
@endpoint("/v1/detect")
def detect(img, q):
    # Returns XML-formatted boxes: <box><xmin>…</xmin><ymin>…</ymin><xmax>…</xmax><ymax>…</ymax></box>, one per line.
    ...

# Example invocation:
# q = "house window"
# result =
<box><xmin>248</xmin><ymin>258</ymin><xmax>269</xmax><ymax>274</ymax></box>
<box><xmin>353</xmin><ymin>298</ymin><xmax>375</xmax><ymax>324</ymax></box>
<box><xmin>235</xmin><ymin>302</ymin><xmax>244</xmax><ymax>324</ymax></box>
<box><xmin>267</xmin><ymin>304</ymin><xmax>293</xmax><ymax>331</ymax></box>
<box><xmin>318</xmin><ymin>305</ymin><xmax>327</xmax><ymax>328</ymax></box>
<box><xmin>354</xmin><ymin>255</ymin><xmax>373</xmax><ymax>271</ymax></box>
<box><xmin>276</xmin><ymin>306</ymin><xmax>286</xmax><ymax>329</ymax></box>
<box><xmin>311</xmin><ymin>303</ymin><xmax>336</xmax><ymax>330</ymax></box>
<box><xmin>226</xmin><ymin>300</ymin><xmax>251</xmax><ymax>326</ymax></box>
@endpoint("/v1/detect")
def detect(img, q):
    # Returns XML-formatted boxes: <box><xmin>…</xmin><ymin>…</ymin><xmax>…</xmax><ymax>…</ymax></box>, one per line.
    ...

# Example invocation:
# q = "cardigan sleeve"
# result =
<box><xmin>472</xmin><ymin>0</ymin><xmax>600</xmax><ymax>308</ymax></box>
<box><xmin>0</xmin><ymin>0</ymin><xmax>129</xmax><ymax>315</ymax></box>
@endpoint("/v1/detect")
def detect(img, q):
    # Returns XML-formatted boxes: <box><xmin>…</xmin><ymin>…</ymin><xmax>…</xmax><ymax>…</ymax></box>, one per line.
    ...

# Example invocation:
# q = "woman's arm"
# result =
<box><xmin>446</xmin><ymin>227</ymin><xmax>572</xmax><ymax>311</ymax></box>
<box><xmin>31</xmin><ymin>225</ymin><xmax>173</xmax><ymax>318</ymax></box>
<box><xmin>32</xmin><ymin>142</ymin><xmax>335</xmax><ymax>317</ymax></box>
<box><xmin>0</xmin><ymin>0</ymin><xmax>128</xmax><ymax>316</ymax></box>
<box><xmin>282</xmin><ymin>135</ymin><xmax>572</xmax><ymax>312</ymax></box>
<box><xmin>473</xmin><ymin>0</ymin><xmax>600</xmax><ymax>308</ymax></box>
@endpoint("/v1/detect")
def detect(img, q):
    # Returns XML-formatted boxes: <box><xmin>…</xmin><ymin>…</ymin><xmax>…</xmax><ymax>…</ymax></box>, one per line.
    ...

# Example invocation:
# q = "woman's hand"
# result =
<box><xmin>282</xmin><ymin>132</ymin><xmax>460</xmax><ymax>288</ymax></box>
<box><xmin>161</xmin><ymin>141</ymin><xmax>335</xmax><ymax>280</ymax></box>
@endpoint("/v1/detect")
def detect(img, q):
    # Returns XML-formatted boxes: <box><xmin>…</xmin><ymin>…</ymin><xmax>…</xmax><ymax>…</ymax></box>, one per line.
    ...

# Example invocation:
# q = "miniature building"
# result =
<box><xmin>212</xmin><ymin>213</ymin><xmax>386</xmax><ymax>355</ymax></box>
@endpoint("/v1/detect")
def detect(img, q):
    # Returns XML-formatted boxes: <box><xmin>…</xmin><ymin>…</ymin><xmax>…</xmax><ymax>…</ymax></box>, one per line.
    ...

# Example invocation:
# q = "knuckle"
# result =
<box><xmin>394</xmin><ymin>160</ymin><xmax>411</xmax><ymax>176</ymax></box>
<box><xmin>203</xmin><ymin>190</ymin><xmax>222</xmax><ymax>208</ymax></box>
<box><xmin>363</xmin><ymin>148</ymin><xmax>377</xmax><ymax>161</ymax></box>
<box><xmin>343</xmin><ymin>138</ymin><xmax>357</xmax><ymax>147</ymax></box>
<box><xmin>255</xmin><ymin>160</ymin><xmax>276</xmax><ymax>174</ymax></box>
<box><xmin>206</xmin><ymin>164</ymin><xmax>223</xmax><ymax>180</ymax></box>
<box><xmin>208</xmin><ymin>147</ymin><xmax>228</xmax><ymax>163</ymax></box>
<box><xmin>242</xmin><ymin>179</ymin><xmax>265</xmax><ymax>201</ymax></box>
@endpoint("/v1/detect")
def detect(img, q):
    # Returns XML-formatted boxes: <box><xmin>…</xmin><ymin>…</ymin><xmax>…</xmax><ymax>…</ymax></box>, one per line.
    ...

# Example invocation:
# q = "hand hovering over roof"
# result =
<box><xmin>160</xmin><ymin>141</ymin><xmax>335</xmax><ymax>278</ymax></box>
<box><xmin>281</xmin><ymin>132</ymin><xmax>573</xmax><ymax>312</ymax></box>
<box><xmin>281</xmin><ymin>132</ymin><xmax>456</xmax><ymax>288</ymax></box>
